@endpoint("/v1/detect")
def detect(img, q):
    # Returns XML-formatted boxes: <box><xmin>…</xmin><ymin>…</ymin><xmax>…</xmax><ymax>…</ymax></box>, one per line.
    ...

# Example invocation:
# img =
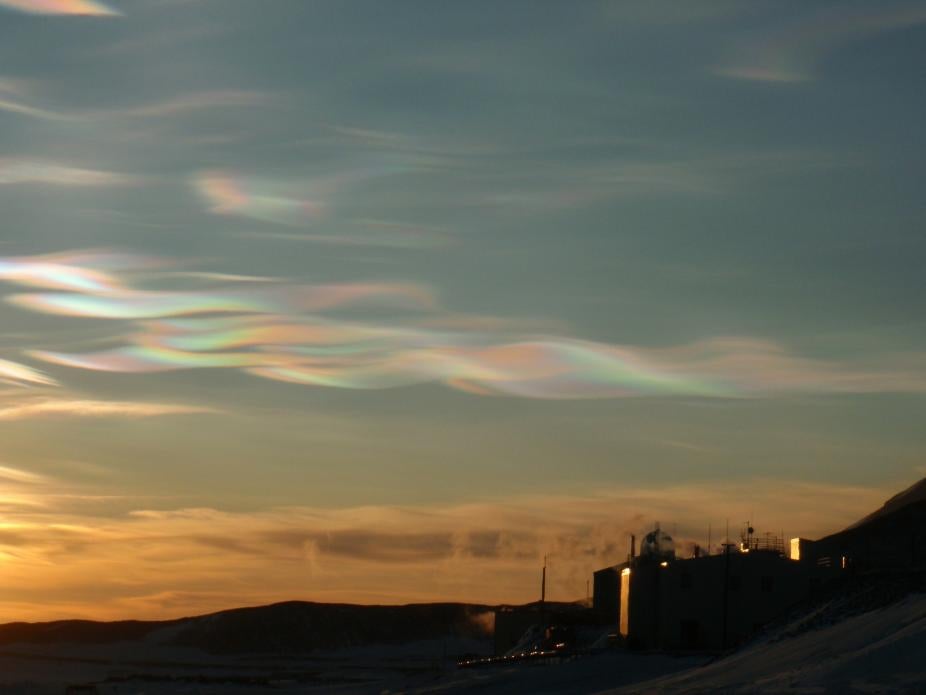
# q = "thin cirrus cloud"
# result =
<box><xmin>0</xmin><ymin>463</ymin><xmax>47</xmax><ymax>485</ymax></box>
<box><xmin>193</xmin><ymin>164</ymin><xmax>420</xmax><ymax>231</ymax></box>
<box><xmin>0</xmin><ymin>88</ymin><xmax>265</xmax><ymax>123</ymax></box>
<box><xmin>0</xmin><ymin>159</ymin><xmax>135</xmax><ymax>187</ymax></box>
<box><xmin>0</xmin><ymin>398</ymin><xmax>215</xmax><ymax>421</ymax></box>
<box><xmin>197</xmin><ymin>169</ymin><xmax>453</xmax><ymax>249</ymax></box>
<box><xmin>112</xmin><ymin>90</ymin><xmax>265</xmax><ymax>119</ymax></box>
<box><xmin>0</xmin><ymin>96</ymin><xmax>68</xmax><ymax>121</ymax></box>
<box><xmin>0</xmin><ymin>0</ymin><xmax>121</xmax><ymax>16</ymax></box>
<box><xmin>194</xmin><ymin>170</ymin><xmax>325</xmax><ymax>227</ymax></box>
<box><xmin>716</xmin><ymin>3</ymin><xmax>926</xmax><ymax>83</ymax></box>
<box><xmin>236</xmin><ymin>221</ymin><xmax>453</xmax><ymax>250</ymax></box>
<box><xmin>2</xmin><ymin>250</ymin><xmax>926</xmax><ymax>400</ymax></box>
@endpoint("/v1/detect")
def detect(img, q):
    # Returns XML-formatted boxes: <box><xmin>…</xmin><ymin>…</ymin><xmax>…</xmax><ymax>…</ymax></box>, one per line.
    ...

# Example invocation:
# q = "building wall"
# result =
<box><xmin>619</xmin><ymin>567</ymin><xmax>631</xmax><ymax>639</ymax></box>
<box><xmin>592</xmin><ymin>564</ymin><xmax>623</xmax><ymax>624</ymax></box>
<box><xmin>624</xmin><ymin>551</ymin><xmax>813</xmax><ymax>651</ymax></box>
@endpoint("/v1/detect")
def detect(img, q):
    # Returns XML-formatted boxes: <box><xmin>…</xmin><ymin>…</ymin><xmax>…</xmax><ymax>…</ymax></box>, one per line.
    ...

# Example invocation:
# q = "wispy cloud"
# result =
<box><xmin>0</xmin><ymin>358</ymin><xmax>57</xmax><ymax>387</ymax></box>
<box><xmin>194</xmin><ymin>170</ymin><xmax>325</xmax><ymax>227</ymax></box>
<box><xmin>0</xmin><ymin>398</ymin><xmax>216</xmax><ymax>421</ymax></box>
<box><xmin>0</xmin><ymin>463</ymin><xmax>48</xmax><ymax>485</ymax></box>
<box><xmin>3</xmin><ymin>251</ymin><xmax>926</xmax><ymax>399</ymax></box>
<box><xmin>0</xmin><ymin>0</ymin><xmax>121</xmax><ymax>17</ymax></box>
<box><xmin>0</xmin><ymin>250</ymin><xmax>149</xmax><ymax>292</ymax></box>
<box><xmin>192</xmin><ymin>165</ymin><xmax>417</xmax><ymax>228</ymax></box>
<box><xmin>113</xmin><ymin>90</ymin><xmax>264</xmax><ymax>118</ymax></box>
<box><xmin>0</xmin><ymin>89</ymin><xmax>265</xmax><ymax>123</ymax></box>
<box><xmin>236</xmin><ymin>219</ymin><xmax>453</xmax><ymax>250</ymax></box>
<box><xmin>716</xmin><ymin>3</ymin><xmax>926</xmax><ymax>83</ymax></box>
<box><xmin>602</xmin><ymin>0</ymin><xmax>751</xmax><ymax>27</ymax></box>
<box><xmin>0</xmin><ymin>159</ymin><xmax>135</xmax><ymax>187</ymax></box>
<box><xmin>97</xmin><ymin>25</ymin><xmax>224</xmax><ymax>56</ymax></box>
<box><xmin>0</xmin><ymin>477</ymin><xmax>903</xmax><ymax>620</ymax></box>
<box><xmin>0</xmin><ymin>96</ymin><xmax>68</xmax><ymax>121</ymax></box>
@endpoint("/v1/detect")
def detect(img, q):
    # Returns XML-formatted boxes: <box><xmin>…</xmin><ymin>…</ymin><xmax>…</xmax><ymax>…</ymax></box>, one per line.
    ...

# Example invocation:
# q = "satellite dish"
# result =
<box><xmin>641</xmin><ymin>527</ymin><xmax>676</xmax><ymax>560</ymax></box>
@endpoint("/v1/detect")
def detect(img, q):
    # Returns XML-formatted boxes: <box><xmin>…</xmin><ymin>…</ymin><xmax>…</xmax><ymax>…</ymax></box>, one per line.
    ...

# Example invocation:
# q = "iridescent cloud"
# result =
<box><xmin>9</xmin><ymin>283</ymin><xmax>434</xmax><ymax>319</ymax></box>
<box><xmin>4</xmin><ymin>250</ymin><xmax>926</xmax><ymax>400</ymax></box>
<box><xmin>28</xmin><ymin>320</ymin><xmax>926</xmax><ymax>399</ymax></box>
<box><xmin>717</xmin><ymin>4</ymin><xmax>926</xmax><ymax>83</ymax></box>
<box><xmin>0</xmin><ymin>251</ymin><xmax>135</xmax><ymax>293</ymax></box>
<box><xmin>136</xmin><ymin>315</ymin><xmax>441</xmax><ymax>351</ymax></box>
<box><xmin>0</xmin><ymin>0</ymin><xmax>121</xmax><ymax>16</ymax></box>
<box><xmin>0</xmin><ymin>398</ymin><xmax>214</xmax><ymax>421</ymax></box>
<box><xmin>30</xmin><ymin>346</ymin><xmax>269</xmax><ymax>373</ymax></box>
<box><xmin>242</xmin><ymin>340</ymin><xmax>733</xmax><ymax>396</ymax></box>
<box><xmin>0</xmin><ymin>358</ymin><xmax>57</xmax><ymax>387</ymax></box>
<box><xmin>193</xmin><ymin>165</ymin><xmax>413</xmax><ymax>229</ymax></box>
<box><xmin>195</xmin><ymin>171</ymin><xmax>324</xmax><ymax>226</ymax></box>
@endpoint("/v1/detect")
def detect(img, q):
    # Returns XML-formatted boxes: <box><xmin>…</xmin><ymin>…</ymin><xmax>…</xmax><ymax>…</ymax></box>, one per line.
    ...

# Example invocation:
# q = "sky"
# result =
<box><xmin>0</xmin><ymin>0</ymin><xmax>924</xmax><ymax>621</ymax></box>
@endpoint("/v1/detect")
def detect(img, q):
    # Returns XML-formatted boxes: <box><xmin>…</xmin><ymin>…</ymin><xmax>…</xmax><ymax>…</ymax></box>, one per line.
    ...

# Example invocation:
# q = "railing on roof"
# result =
<box><xmin>741</xmin><ymin>532</ymin><xmax>786</xmax><ymax>555</ymax></box>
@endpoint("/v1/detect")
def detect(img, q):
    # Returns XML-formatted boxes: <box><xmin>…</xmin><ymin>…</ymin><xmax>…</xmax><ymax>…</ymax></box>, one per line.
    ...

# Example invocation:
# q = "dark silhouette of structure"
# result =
<box><xmin>617</xmin><ymin>538</ymin><xmax>807</xmax><ymax>650</ymax></box>
<box><xmin>592</xmin><ymin>478</ymin><xmax>926</xmax><ymax>653</ymax></box>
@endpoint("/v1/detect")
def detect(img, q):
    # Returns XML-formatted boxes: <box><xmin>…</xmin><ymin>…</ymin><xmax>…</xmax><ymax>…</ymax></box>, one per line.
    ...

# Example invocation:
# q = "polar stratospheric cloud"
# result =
<box><xmin>0</xmin><ymin>0</ymin><xmax>923</xmax><ymax>621</ymax></box>
<box><xmin>0</xmin><ymin>0</ymin><xmax>120</xmax><ymax>16</ymax></box>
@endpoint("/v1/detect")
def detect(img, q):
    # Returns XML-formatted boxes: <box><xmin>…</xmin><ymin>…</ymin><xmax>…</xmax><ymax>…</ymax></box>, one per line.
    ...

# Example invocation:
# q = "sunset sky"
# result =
<box><xmin>0</xmin><ymin>0</ymin><xmax>924</xmax><ymax>621</ymax></box>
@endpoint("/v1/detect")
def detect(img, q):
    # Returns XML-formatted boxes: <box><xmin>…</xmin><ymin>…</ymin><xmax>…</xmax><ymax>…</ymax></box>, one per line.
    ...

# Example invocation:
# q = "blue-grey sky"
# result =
<box><xmin>0</xmin><ymin>0</ymin><xmax>924</xmax><ymax>620</ymax></box>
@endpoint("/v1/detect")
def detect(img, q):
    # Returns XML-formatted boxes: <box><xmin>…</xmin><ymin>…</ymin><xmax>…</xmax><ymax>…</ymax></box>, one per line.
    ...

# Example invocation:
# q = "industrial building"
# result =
<box><xmin>595</xmin><ymin>524</ymin><xmax>818</xmax><ymax>651</ymax></box>
<box><xmin>532</xmin><ymin>479</ymin><xmax>926</xmax><ymax>656</ymax></box>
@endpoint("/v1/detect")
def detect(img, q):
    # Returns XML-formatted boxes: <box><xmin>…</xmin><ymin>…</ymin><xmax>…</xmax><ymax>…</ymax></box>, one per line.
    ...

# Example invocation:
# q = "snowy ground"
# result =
<box><xmin>606</xmin><ymin>592</ymin><xmax>926</xmax><ymax>694</ymax></box>
<box><xmin>0</xmin><ymin>638</ymin><xmax>700</xmax><ymax>694</ymax></box>
<box><xmin>1</xmin><ymin>593</ymin><xmax>923</xmax><ymax>694</ymax></box>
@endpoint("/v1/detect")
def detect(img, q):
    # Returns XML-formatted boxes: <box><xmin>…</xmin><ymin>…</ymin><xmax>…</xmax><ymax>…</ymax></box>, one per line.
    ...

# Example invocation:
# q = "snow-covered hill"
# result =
<box><xmin>604</xmin><ymin>590</ymin><xmax>926</xmax><ymax>694</ymax></box>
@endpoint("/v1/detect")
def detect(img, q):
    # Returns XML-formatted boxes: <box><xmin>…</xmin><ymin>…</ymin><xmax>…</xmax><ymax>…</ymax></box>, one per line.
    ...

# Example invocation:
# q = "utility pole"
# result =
<box><xmin>540</xmin><ymin>554</ymin><xmax>547</xmax><ymax>629</ymax></box>
<box><xmin>722</xmin><ymin>541</ymin><xmax>730</xmax><ymax>651</ymax></box>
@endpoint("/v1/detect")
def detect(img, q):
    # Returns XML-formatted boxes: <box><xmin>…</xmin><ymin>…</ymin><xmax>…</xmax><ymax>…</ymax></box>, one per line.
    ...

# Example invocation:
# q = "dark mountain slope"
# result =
<box><xmin>811</xmin><ymin>477</ymin><xmax>926</xmax><ymax>572</ymax></box>
<box><xmin>847</xmin><ymin>476</ymin><xmax>926</xmax><ymax>530</ymax></box>
<box><xmin>0</xmin><ymin>618</ymin><xmax>180</xmax><ymax>645</ymax></box>
<box><xmin>0</xmin><ymin>601</ymin><xmax>502</xmax><ymax>654</ymax></box>
<box><xmin>169</xmin><ymin>600</ymin><xmax>495</xmax><ymax>653</ymax></box>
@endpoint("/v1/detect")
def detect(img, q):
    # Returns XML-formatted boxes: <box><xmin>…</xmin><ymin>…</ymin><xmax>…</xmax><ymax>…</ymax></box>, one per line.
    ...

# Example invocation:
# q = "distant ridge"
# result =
<box><xmin>845</xmin><ymin>476</ymin><xmax>926</xmax><ymax>530</ymax></box>
<box><xmin>0</xmin><ymin>601</ymin><xmax>587</xmax><ymax>654</ymax></box>
<box><xmin>809</xmin><ymin>476</ymin><xmax>926</xmax><ymax>572</ymax></box>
